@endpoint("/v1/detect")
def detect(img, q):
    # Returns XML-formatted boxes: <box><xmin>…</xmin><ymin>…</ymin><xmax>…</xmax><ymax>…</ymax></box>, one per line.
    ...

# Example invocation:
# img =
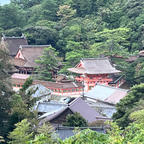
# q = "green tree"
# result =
<box><xmin>124</xmin><ymin>57</ymin><xmax>144</xmax><ymax>86</ymax></box>
<box><xmin>35</xmin><ymin>46</ymin><xmax>60</xmax><ymax>81</ymax></box>
<box><xmin>0</xmin><ymin>4</ymin><xmax>26</xmax><ymax>29</ymax></box>
<box><xmin>24</xmin><ymin>26</ymin><xmax>58</xmax><ymax>46</ymax></box>
<box><xmin>59</xmin><ymin>129</ymin><xmax>108</xmax><ymax>144</ymax></box>
<box><xmin>0</xmin><ymin>49</ymin><xmax>13</xmax><ymax>138</ymax></box>
<box><xmin>57</xmin><ymin>5</ymin><xmax>76</xmax><ymax>25</ymax></box>
<box><xmin>8</xmin><ymin>119</ymin><xmax>33</xmax><ymax>144</ymax></box>
<box><xmin>64</xmin><ymin>112</ymin><xmax>88</xmax><ymax>127</ymax></box>
<box><xmin>8</xmin><ymin>78</ymin><xmax>38</xmax><ymax>132</ymax></box>
<box><xmin>31</xmin><ymin>123</ymin><xmax>57</xmax><ymax>144</ymax></box>
<box><xmin>113</xmin><ymin>83</ymin><xmax>144</xmax><ymax>128</ymax></box>
<box><xmin>11</xmin><ymin>0</ymin><xmax>41</xmax><ymax>9</ymax></box>
<box><xmin>71</xmin><ymin>0</ymin><xmax>92</xmax><ymax>17</ymax></box>
<box><xmin>41</xmin><ymin>0</ymin><xmax>58</xmax><ymax>21</ymax></box>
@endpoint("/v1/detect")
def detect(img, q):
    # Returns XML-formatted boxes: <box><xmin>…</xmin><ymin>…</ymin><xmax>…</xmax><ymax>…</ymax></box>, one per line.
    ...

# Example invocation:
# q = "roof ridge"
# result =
<box><xmin>96</xmin><ymin>84</ymin><xmax>128</xmax><ymax>92</ymax></box>
<box><xmin>20</xmin><ymin>45</ymin><xmax>50</xmax><ymax>48</ymax></box>
<box><xmin>82</xmin><ymin>57</ymin><xmax>109</xmax><ymax>60</ymax></box>
<box><xmin>68</xmin><ymin>97</ymin><xmax>81</xmax><ymax>107</ymax></box>
<box><xmin>3</xmin><ymin>37</ymin><xmax>26</xmax><ymax>39</ymax></box>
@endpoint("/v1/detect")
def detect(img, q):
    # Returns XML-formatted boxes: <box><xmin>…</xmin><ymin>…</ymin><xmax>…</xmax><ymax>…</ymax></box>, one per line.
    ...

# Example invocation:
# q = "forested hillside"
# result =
<box><xmin>0</xmin><ymin>1</ymin><xmax>144</xmax><ymax>143</ymax></box>
<box><xmin>0</xmin><ymin>0</ymin><xmax>143</xmax><ymax>86</ymax></box>
<box><xmin>0</xmin><ymin>0</ymin><xmax>143</xmax><ymax>56</ymax></box>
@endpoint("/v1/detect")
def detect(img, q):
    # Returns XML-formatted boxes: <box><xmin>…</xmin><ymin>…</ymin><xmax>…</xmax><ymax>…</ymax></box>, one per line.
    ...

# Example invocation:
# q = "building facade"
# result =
<box><xmin>68</xmin><ymin>58</ymin><xmax>124</xmax><ymax>91</ymax></box>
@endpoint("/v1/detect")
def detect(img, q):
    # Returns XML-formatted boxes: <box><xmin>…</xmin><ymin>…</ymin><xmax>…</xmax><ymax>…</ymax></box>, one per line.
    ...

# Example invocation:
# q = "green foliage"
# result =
<box><xmin>0</xmin><ymin>49</ymin><xmax>13</xmax><ymax>138</ymax></box>
<box><xmin>124</xmin><ymin>57</ymin><xmax>144</xmax><ymax>85</ymax></box>
<box><xmin>20</xmin><ymin>77</ymin><xmax>33</xmax><ymax>92</ymax></box>
<box><xmin>8</xmin><ymin>119</ymin><xmax>57</xmax><ymax>144</ymax></box>
<box><xmin>0</xmin><ymin>4</ymin><xmax>26</xmax><ymax>29</ymax></box>
<box><xmin>30</xmin><ymin>123</ymin><xmax>57</xmax><ymax>144</ymax></box>
<box><xmin>41</xmin><ymin>0</ymin><xmax>58</xmax><ymax>21</ymax></box>
<box><xmin>8</xmin><ymin>119</ymin><xmax>33</xmax><ymax>144</ymax></box>
<box><xmin>60</xmin><ymin>129</ymin><xmax>108</xmax><ymax>144</ymax></box>
<box><xmin>113</xmin><ymin>83</ymin><xmax>144</xmax><ymax>128</ymax></box>
<box><xmin>130</xmin><ymin>109</ymin><xmax>144</xmax><ymax>124</ymax></box>
<box><xmin>57</xmin><ymin>5</ymin><xmax>76</xmax><ymax>25</ymax></box>
<box><xmin>0</xmin><ymin>136</ymin><xmax>5</xmax><ymax>143</ymax></box>
<box><xmin>8</xmin><ymin>78</ymin><xmax>37</xmax><ymax>133</ymax></box>
<box><xmin>35</xmin><ymin>46</ymin><xmax>60</xmax><ymax>81</ymax></box>
<box><xmin>23</xmin><ymin>26</ymin><xmax>58</xmax><ymax>46</ymax></box>
<box><xmin>64</xmin><ymin>112</ymin><xmax>88</xmax><ymax>127</ymax></box>
<box><xmin>107</xmin><ymin>121</ymin><xmax>144</xmax><ymax>144</ymax></box>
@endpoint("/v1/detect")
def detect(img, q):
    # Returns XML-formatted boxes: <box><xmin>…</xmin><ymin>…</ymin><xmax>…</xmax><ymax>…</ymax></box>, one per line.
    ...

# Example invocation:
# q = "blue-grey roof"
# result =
<box><xmin>56</xmin><ymin>127</ymin><xmax>105</xmax><ymax>140</ymax></box>
<box><xmin>36</xmin><ymin>102</ymin><xmax>67</xmax><ymax>113</ymax></box>
<box><xmin>86</xmin><ymin>99</ymin><xmax>116</xmax><ymax>118</ymax></box>
<box><xmin>85</xmin><ymin>84</ymin><xmax>128</xmax><ymax>104</ymax></box>
<box><xmin>26</xmin><ymin>84</ymin><xmax>51</xmax><ymax>98</ymax></box>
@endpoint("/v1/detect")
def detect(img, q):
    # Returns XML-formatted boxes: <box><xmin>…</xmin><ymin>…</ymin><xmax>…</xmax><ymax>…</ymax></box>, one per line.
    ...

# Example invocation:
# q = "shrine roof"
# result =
<box><xmin>85</xmin><ymin>84</ymin><xmax>128</xmax><ymax>104</ymax></box>
<box><xmin>11</xmin><ymin>73</ymin><xmax>30</xmax><ymax>79</ymax></box>
<box><xmin>33</xmin><ymin>80</ymin><xmax>83</xmax><ymax>89</ymax></box>
<box><xmin>11</xmin><ymin>73</ymin><xmax>30</xmax><ymax>84</ymax></box>
<box><xmin>68</xmin><ymin>57</ymin><xmax>121</xmax><ymax>74</ymax></box>
<box><xmin>40</xmin><ymin>97</ymin><xmax>107</xmax><ymax>124</ymax></box>
<box><xmin>1</xmin><ymin>36</ymin><xmax>28</xmax><ymax>56</ymax></box>
<box><xmin>68</xmin><ymin>97</ymin><xmax>107</xmax><ymax>122</ymax></box>
<box><xmin>11</xmin><ymin>58</ymin><xmax>26</xmax><ymax>67</ymax></box>
<box><xmin>19</xmin><ymin>45</ymin><xmax>50</xmax><ymax>67</ymax></box>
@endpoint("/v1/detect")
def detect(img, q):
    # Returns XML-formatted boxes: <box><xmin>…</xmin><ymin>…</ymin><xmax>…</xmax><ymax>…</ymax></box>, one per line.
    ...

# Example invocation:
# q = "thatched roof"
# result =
<box><xmin>17</xmin><ymin>45</ymin><xmax>50</xmax><ymax>67</ymax></box>
<box><xmin>1</xmin><ymin>36</ymin><xmax>28</xmax><ymax>56</ymax></box>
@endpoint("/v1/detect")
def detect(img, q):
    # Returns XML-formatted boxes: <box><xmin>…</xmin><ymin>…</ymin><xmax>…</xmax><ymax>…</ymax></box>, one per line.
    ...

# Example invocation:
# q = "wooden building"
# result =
<box><xmin>68</xmin><ymin>58</ymin><xmax>123</xmax><ymax>91</ymax></box>
<box><xmin>39</xmin><ymin>97</ymin><xmax>108</xmax><ymax>126</ymax></box>
<box><xmin>11</xmin><ymin>73</ymin><xmax>30</xmax><ymax>91</ymax></box>
<box><xmin>11</xmin><ymin>74</ymin><xmax>83</xmax><ymax>96</ymax></box>
<box><xmin>0</xmin><ymin>34</ymin><xmax>28</xmax><ymax>57</ymax></box>
<box><xmin>14</xmin><ymin>45</ymin><xmax>50</xmax><ymax>74</ymax></box>
<box><xmin>33</xmin><ymin>80</ymin><xmax>83</xmax><ymax>97</ymax></box>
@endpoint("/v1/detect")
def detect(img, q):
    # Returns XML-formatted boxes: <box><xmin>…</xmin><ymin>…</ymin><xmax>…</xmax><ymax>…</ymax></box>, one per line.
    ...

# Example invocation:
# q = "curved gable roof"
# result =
<box><xmin>68</xmin><ymin>58</ymin><xmax>121</xmax><ymax>74</ymax></box>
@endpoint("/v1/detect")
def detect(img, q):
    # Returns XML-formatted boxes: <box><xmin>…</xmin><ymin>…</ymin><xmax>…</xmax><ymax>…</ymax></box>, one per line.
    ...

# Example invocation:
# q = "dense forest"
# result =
<box><xmin>0</xmin><ymin>0</ymin><xmax>143</xmax><ymax>83</ymax></box>
<box><xmin>0</xmin><ymin>0</ymin><xmax>144</xmax><ymax>143</ymax></box>
<box><xmin>0</xmin><ymin>0</ymin><xmax>143</xmax><ymax>77</ymax></box>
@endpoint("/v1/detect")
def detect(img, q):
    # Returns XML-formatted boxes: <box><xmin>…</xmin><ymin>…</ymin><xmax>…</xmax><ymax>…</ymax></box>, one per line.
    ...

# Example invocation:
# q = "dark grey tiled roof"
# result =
<box><xmin>68</xmin><ymin>58</ymin><xmax>121</xmax><ymax>74</ymax></box>
<box><xmin>33</xmin><ymin>80</ymin><xmax>83</xmax><ymax>89</ymax></box>
<box><xmin>40</xmin><ymin>97</ymin><xmax>107</xmax><ymax>124</ymax></box>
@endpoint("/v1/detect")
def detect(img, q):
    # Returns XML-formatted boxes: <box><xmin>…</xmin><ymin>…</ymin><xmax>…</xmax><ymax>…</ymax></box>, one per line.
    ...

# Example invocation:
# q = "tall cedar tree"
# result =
<box><xmin>0</xmin><ymin>49</ymin><xmax>13</xmax><ymax>138</ymax></box>
<box><xmin>35</xmin><ymin>46</ymin><xmax>60</xmax><ymax>81</ymax></box>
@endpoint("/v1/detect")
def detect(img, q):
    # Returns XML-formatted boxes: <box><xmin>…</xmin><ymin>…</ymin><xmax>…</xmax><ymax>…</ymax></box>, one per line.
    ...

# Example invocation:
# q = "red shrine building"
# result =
<box><xmin>68</xmin><ymin>58</ymin><xmax>124</xmax><ymax>92</ymax></box>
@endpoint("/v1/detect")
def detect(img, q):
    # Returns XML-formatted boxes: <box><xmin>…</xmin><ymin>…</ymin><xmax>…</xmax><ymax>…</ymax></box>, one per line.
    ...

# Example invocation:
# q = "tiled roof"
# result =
<box><xmin>11</xmin><ymin>73</ymin><xmax>30</xmax><ymax>79</ymax></box>
<box><xmin>68</xmin><ymin>97</ymin><xmax>107</xmax><ymax>123</ymax></box>
<box><xmin>85</xmin><ymin>84</ymin><xmax>128</xmax><ymax>104</ymax></box>
<box><xmin>33</xmin><ymin>80</ymin><xmax>83</xmax><ymax>89</ymax></box>
<box><xmin>11</xmin><ymin>73</ymin><xmax>30</xmax><ymax>84</ymax></box>
<box><xmin>36</xmin><ymin>102</ymin><xmax>66</xmax><ymax>113</ymax></box>
<box><xmin>40</xmin><ymin>97</ymin><xmax>107</xmax><ymax>124</ymax></box>
<box><xmin>1</xmin><ymin>36</ymin><xmax>28</xmax><ymax>56</ymax></box>
<box><xmin>68</xmin><ymin>58</ymin><xmax>121</xmax><ymax>74</ymax></box>
<box><xmin>26</xmin><ymin>84</ymin><xmax>51</xmax><ymax>98</ymax></box>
